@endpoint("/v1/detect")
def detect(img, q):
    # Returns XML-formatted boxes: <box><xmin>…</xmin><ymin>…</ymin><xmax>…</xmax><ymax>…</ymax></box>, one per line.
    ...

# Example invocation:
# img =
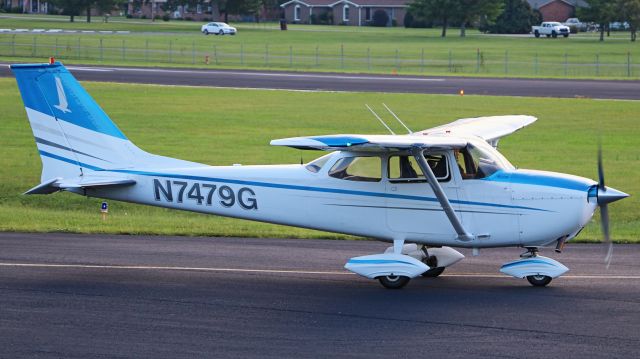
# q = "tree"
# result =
<box><xmin>579</xmin><ymin>0</ymin><xmax>616</xmax><ymax>41</ymax></box>
<box><xmin>218</xmin><ymin>0</ymin><xmax>262</xmax><ymax>23</ymax></box>
<box><xmin>457</xmin><ymin>0</ymin><xmax>502</xmax><ymax>37</ymax></box>
<box><xmin>51</xmin><ymin>0</ymin><xmax>87</xmax><ymax>22</ymax></box>
<box><xmin>486</xmin><ymin>0</ymin><xmax>538</xmax><ymax>34</ymax></box>
<box><xmin>617</xmin><ymin>0</ymin><xmax>640</xmax><ymax>41</ymax></box>
<box><xmin>409</xmin><ymin>0</ymin><xmax>461</xmax><ymax>37</ymax></box>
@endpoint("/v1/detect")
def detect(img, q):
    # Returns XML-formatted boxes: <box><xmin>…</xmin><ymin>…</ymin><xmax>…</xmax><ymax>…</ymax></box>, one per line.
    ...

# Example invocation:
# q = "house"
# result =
<box><xmin>280</xmin><ymin>0</ymin><xmax>408</xmax><ymax>27</ymax></box>
<box><xmin>2</xmin><ymin>0</ymin><xmax>49</xmax><ymax>13</ymax></box>
<box><xmin>527</xmin><ymin>0</ymin><xmax>588</xmax><ymax>22</ymax></box>
<box><xmin>128</xmin><ymin>0</ymin><xmax>219</xmax><ymax>21</ymax></box>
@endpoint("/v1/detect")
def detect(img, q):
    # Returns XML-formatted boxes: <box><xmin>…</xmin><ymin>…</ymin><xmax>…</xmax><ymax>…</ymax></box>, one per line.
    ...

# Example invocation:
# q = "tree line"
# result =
<box><xmin>407</xmin><ymin>0</ymin><xmax>640</xmax><ymax>41</ymax></box>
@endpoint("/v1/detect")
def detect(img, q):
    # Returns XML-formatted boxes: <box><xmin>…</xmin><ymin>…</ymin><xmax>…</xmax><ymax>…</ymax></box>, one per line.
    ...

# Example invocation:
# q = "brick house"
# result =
<box><xmin>527</xmin><ymin>0</ymin><xmax>588</xmax><ymax>22</ymax></box>
<box><xmin>280</xmin><ymin>0</ymin><xmax>408</xmax><ymax>26</ymax></box>
<box><xmin>2</xmin><ymin>0</ymin><xmax>49</xmax><ymax>13</ymax></box>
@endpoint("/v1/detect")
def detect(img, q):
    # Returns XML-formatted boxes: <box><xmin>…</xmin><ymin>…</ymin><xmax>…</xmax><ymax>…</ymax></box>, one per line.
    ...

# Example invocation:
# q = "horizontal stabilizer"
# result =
<box><xmin>24</xmin><ymin>177</ymin><xmax>136</xmax><ymax>195</ymax></box>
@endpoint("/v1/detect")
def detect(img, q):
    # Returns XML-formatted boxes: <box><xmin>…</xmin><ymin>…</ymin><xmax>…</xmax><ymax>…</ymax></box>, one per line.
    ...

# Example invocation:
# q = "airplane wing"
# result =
<box><xmin>270</xmin><ymin>134</ymin><xmax>467</xmax><ymax>151</ymax></box>
<box><xmin>416</xmin><ymin>115</ymin><xmax>537</xmax><ymax>147</ymax></box>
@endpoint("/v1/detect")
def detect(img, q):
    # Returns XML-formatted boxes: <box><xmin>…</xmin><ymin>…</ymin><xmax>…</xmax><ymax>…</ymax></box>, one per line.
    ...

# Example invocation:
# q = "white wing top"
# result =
<box><xmin>270</xmin><ymin>115</ymin><xmax>536</xmax><ymax>151</ymax></box>
<box><xmin>416</xmin><ymin>115</ymin><xmax>537</xmax><ymax>146</ymax></box>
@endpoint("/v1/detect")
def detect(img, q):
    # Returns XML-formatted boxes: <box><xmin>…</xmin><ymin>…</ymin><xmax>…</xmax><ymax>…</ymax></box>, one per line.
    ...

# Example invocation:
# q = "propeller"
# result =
<box><xmin>596</xmin><ymin>145</ymin><xmax>629</xmax><ymax>269</ymax></box>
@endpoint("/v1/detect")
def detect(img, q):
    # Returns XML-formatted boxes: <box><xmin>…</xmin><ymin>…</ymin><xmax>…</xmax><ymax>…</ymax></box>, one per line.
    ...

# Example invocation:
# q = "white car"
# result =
<box><xmin>563</xmin><ymin>18</ymin><xmax>587</xmax><ymax>32</ymax></box>
<box><xmin>201</xmin><ymin>22</ymin><xmax>237</xmax><ymax>36</ymax></box>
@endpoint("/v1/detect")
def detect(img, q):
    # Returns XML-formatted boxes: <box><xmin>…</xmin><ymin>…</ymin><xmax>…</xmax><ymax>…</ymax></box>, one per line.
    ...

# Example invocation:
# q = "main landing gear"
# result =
<box><xmin>499</xmin><ymin>247</ymin><xmax>569</xmax><ymax>287</ymax></box>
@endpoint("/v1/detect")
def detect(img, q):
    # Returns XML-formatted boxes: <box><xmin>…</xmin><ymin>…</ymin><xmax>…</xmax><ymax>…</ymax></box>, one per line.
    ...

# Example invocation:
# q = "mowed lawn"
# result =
<box><xmin>0</xmin><ymin>78</ymin><xmax>638</xmax><ymax>242</ymax></box>
<box><xmin>1</xmin><ymin>14</ymin><xmax>639</xmax><ymax>78</ymax></box>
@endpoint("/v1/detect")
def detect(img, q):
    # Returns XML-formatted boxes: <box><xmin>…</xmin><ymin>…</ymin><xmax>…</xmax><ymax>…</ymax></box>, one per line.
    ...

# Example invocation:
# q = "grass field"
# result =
<box><xmin>0</xmin><ymin>77</ymin><xmax>638</xmax><ymax>242</ymax></box>
<box><xmin>1</xmin><ymin>14</ymin><xmax>639</xmax><ymax>79</ymax></box>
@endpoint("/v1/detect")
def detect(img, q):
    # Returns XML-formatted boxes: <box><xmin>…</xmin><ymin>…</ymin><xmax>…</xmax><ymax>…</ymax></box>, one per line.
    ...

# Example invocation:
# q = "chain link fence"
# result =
<box><xmin>1</xmin><ymin>34</ymin><xmax>638</xmax><ymax>78</ymax></box>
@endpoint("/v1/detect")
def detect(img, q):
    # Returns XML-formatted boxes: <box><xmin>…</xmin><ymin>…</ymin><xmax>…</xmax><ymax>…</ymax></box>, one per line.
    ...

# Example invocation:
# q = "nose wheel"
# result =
<box><xmin>526</xmin><ymin>275</ymin><xmax>552</xmax><ymax>287</ymax></box>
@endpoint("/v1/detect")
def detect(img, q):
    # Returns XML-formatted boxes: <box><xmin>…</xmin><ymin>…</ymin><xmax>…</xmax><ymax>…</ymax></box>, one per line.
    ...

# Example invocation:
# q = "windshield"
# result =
<box><xmin>455</xmin><ymin>139</ymin><xmax>514</xmax><ymax>179</ymax></box>
<box><xmin>305</xmin><ymin>153</ymin><xmax>333</xmax><ymax>173</ymax></box>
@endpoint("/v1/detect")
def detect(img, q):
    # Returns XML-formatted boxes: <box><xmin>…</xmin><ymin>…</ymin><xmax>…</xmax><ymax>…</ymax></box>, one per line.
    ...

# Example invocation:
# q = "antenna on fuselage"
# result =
<box><xmin>382</xmin><ymin>103</ymin><xmax>413</xmax><ymax>134</ymax></box>
<box><xmin>365</xmin><ymin>104</ymin><xmax>395</xmax><ymax>135</ymax></box>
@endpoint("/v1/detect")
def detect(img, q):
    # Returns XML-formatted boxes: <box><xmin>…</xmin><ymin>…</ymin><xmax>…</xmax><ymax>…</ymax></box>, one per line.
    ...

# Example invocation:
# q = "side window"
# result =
<box><xmin>329</xmin><ymin>156</ymin><xmax>381</xmax><ymax>182</ymax></box>
<box><xmin>388</xmin><ymin>153</ymin><xmax>449</xmax><ymax>182</ymax></box>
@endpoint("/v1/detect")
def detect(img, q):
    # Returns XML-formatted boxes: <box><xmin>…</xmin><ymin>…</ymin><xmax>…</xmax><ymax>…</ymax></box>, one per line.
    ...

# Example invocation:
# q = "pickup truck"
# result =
<box><xmin>532</xmin><ymin>22</ymin><xmax>570</xmax><ymax>38</ymax></box>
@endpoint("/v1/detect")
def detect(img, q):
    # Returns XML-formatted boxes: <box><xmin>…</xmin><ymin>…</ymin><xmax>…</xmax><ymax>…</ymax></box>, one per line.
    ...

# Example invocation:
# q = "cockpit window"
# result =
<box><xmin>388</xmin><ymin>152</ymin><xmax>449</xmax><ymax>182</ymax></box>
<box><xmin>305</xmin><ymin>153</ymin><xmax>332</xmax><ymax>173</ymax></box>
<box><xmin>328</xmin><ymin>156</ymin><xmax>381</xmax><ymax>182</ymax></box>
<box><xmin>455</xmin><ymin>142</ymin><xmax>512</xmax><ymax>179</ymax></box>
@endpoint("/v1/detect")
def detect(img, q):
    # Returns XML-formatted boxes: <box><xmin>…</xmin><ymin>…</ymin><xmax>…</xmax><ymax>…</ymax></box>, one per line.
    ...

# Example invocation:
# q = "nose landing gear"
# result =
<box><xmin>500</xmin><ymin>247</ymin><xmax>568</xmax><ymax>287</ymax></box>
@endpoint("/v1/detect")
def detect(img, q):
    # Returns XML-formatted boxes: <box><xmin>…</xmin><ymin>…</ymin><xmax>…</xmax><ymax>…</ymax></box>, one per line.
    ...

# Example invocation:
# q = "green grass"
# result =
<box><xmin>1</xmin><ymin>14</ymin><xmax>639</xmax><ymax>79</ymax></box>
<box><xmin>0</xmin><ymin>78</ymin><xmax>638</xmax><ymax>242</ymax></box>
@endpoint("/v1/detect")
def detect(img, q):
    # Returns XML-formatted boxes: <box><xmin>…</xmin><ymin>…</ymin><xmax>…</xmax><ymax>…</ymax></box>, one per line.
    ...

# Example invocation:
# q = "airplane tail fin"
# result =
<box><xmin>11</xmin><ymin>62</ymin><xmax>144</xmax><ymax>182</ymax></box>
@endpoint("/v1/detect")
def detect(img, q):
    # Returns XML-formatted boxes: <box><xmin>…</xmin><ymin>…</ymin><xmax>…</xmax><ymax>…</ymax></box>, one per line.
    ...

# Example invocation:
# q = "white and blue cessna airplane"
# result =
<box><xmin>11</xmin><ymin>61</ymin><xmax>629</xmax><ymax>289</ymax></box>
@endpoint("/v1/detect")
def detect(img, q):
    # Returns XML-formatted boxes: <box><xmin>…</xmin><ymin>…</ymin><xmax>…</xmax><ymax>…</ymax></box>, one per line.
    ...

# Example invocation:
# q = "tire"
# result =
<box><xmin>526</xmin><ymin>275</ymin><xmax>552</xmax><ymax>287</ymax></box>
<box><xmin>378</xmin><ymin>275</ymin><xmax>410</xmax><ymax>289</ymax></box>
<box><xmin>534</xmin><ymin>31</ymin><xmax>540</xmax><ymax>38</ymax></box>
<box><xmin>422</xmin><ymin>267</ymin><xmax>445</xmax><ymax>278</ymax></box>
<box><xmin>203</xmin><ymin>29</ymin><xmax>209</xmax><ymax>35</ymax></box>
<box><xmin>552</xmin><ymin>31</ymin><xmax>557</xmax><ymax>38</ymax></box>
<box><xmin>546</xmin><ymin>34</ymin><xmax>550</xmax><ymax>38</ymax></box>
<box><xmin>563</xmin><ymin>34</ymin><xmax>569</xmax><ymax>38</ymax></box>
<box><xmin>219</xmin><ymin>30</ymin><xmax>224</xmax><ymax>36</ymax></box>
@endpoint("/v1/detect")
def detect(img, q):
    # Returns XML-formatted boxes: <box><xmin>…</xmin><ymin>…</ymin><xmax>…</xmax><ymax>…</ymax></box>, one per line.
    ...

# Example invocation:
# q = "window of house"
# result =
<box><xmin>294</xmin><ymin>5</ymin><xmax>301</xmax><ymax>21</ymax></box>
<box><xmin>343</xmin><ymin>5</ymin><xmax>350</xmax><ymax>22</ymax></box>
<box><xmin>365</xmin><ymin>7</ymin><xmax>371</xmax><ymax>21</ymax></box>
<box><xmin>388</xmin><ymin>153</ymin><xmax>449</xmax><ymax>183</ymax></box>
<box><xmin>328</xmin><ymin>156</ymin><xmax>381</xmax><ymax>182</ymax></box>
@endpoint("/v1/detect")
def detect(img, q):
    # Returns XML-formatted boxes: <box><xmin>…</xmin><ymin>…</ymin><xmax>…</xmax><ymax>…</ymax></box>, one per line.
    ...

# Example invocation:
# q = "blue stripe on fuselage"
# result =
<box><xmin>483</xmin><ymin>170</ymin><xmax>594</xmax><ymax>192</ymax></box>
<box><xmin>38</xmin><ymin>151</ymin><xmax>550</xmax><ymax>212</ymax></box>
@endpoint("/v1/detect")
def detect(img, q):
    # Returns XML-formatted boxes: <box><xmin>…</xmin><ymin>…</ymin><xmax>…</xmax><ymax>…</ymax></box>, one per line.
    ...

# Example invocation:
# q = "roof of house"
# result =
<box><xmin>526</xmin><ymin>0</ymin><xmax>589</xmax><ymax>9</ymax></box>
<box><xmin>281</xmin><ymin>0</ymin><xmax>408</xmax><ymax>8</ymax></box>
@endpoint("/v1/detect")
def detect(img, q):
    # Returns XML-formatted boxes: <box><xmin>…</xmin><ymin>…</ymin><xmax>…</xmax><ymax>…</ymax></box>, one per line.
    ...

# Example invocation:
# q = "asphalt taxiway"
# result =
<box><xmin>0</xmin><ymin>232</ymin><xmax>639</xmax><ymax>358</ymax></box>
<box><xmin>2</xmin><ymin>63</ymin><xmax>640</xmax><ymax>100</ymax></box>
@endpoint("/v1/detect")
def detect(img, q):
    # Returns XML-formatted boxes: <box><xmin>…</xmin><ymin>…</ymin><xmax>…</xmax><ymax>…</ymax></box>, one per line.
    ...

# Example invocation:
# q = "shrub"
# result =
<box><xmin>372</xmin><ymin>9</ymin><xmax>388</xmax><ymax>27</ymax></box>
<box><xmin>162</xmin><ymin>14</ymin><xmax>170</xmax><ymax>21</ymax></box>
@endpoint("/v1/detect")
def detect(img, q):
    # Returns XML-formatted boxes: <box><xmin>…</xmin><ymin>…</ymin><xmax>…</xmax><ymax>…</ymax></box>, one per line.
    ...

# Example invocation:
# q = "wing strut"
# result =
<box><xmin>411</xmin><ymin>146</ymin><xmax>474</xmax><ymax>242</ymax></box>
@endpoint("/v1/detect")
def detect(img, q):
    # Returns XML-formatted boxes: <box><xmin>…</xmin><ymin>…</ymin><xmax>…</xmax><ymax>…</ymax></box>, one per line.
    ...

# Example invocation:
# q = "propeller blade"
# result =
<box><xmin>598</xmin><ymin>143</ymin><xmax>605</xmax><ymax>190</ymax></box>
<box><xmin>601</xmin><ymin>204</ymin><xmax>612</xmax><ymax>269</ymax></box>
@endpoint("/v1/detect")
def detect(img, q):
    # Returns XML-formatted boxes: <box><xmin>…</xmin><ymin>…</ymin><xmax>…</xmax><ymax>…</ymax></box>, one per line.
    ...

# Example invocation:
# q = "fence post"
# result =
<box><xmin>534</xmin><ymin>52</ymin><xmax>538</xmax><ymax>76</ymax></box>
<box><xmin>192</xmin><ymin>41</ymin><xmax>196</xmax><ymax>65</ymax></box>
<box><xmin>145</xmin><ymin>39</ymin><xmax>148</xmax><ymax>63</ymax></box>
<box><xmin>628</xmin><ymin>52</ymin><xmax>631</xmax><ymax>77</ymax></box>
<box><xmin>265</xmin><ymin>44</ymin><xmax>268</xmax><ymax>66</ymax></box>
<box><xmin>476</xmin><ymin>48</ymin><xmax>480</xmax><ymax>73</ymax></box>
<box><xmin>315</xmin><ymin>46</ymin><xmax>319</xmax><ymax>67</ymax></box>
<box><xmin>395</xmin><ymin>48</ymin><xmax>399</xmax><ymax>70</ymax></box>
<box><xmin>122</xmin><ymin>39</ymin><xmax>125</xmax><ymax>61</ymax></box>
<box><xmin>77</xmin><ymin>37</ymin><xmax>81</xmax><ymax>60</ymax></box>
<box><xmin>564</xmin><ymin>53</ymin><xmax>568</xmax><ymax>77</ymax></box>
<box><xmin>169</xmin><ymin>40</ymin><xmax>173</xmax><ymax>63</ymax></box>
<box><xmin>448</xmin><ymin>49</ymin><xmax>452</xmax><ymax>72</ymax></box>
<box><xmin>595</xmin><ymin>53</ymin><xmax>599</xmax><ymax>76</ymax></box>
<box><xmin>213</xmin><ymin>44</ymin><xmax>218</xmax><ymax>65</ymax></box>
<box><xmin>289</xmin><ymin>45</ymin><xmax>293</xmax><ymax>67</ymax></box>
<box><xmin>55</xmin><ymin>37</ymin><xmax>58</xmax><ymax>58</ymax></box>
<box><xmin>32</xmin><ymin>36</ymin><xmax>36</xmax><ymax>57</ymax></box>
<box><xmin>11</xmin><ymin>34</ymin><xmax>15</xmax><ymax>56</ymax></box>
<box><xmin>421</xmin><ymin>48</ymin><xmax>424</xmax><ymax>73</ymax></box>
<box><xmin>367</xmin><ymin>47</ymin><xmax>370</xmax><ymax>71</ymax></box>
<box><xmin>504</xmin><ymin>50</ymin><xmax>508</xmax><ymax>75</ymax></box>
<box><xmin>340</xmin><ymin>44</ymin><xmax>344</xmax><ymax>69</ymax></box>
<box><xmin>240</xmin><ymin>43</ymin><xmax>244</xmax><ymax>65</ymax></box>
<box><xmin>100</xmin><ymin>38</ymin><xmax>103</xmax><ymax>62</ymax></box>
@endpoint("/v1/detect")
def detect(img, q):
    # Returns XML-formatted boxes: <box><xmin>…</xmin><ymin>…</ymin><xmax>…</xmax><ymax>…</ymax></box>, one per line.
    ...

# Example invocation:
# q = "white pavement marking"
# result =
<box><xmin>1</xmin><ymin>262</ymin><xmax>639</xmax><ymax>280</ymax></box>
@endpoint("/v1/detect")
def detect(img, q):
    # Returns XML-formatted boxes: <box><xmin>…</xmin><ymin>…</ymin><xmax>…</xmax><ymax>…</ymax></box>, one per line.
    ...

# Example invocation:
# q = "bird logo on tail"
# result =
<box><xmin>54</xmin><ymin>76</ymin><xmax>71</xmax><ymax>113</ymax></box>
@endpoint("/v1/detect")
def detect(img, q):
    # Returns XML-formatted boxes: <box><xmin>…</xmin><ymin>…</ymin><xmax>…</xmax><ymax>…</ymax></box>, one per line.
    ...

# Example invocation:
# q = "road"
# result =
<box><xmin>1</xmin><ymin>232</ymin><xmax>639</xmax><ymax>358</ymax></box>
<box><xmin>2</xmin><ymin>63</ymin><xmax>640</xmax><ymax>100</ymax></box>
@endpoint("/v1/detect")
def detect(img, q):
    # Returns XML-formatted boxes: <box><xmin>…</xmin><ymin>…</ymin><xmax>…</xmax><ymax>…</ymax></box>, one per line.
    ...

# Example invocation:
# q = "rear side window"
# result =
<box><xmin>328</xmin><ymin>156</ymin><xmax>381</xmax><ymax>182</ymax></box>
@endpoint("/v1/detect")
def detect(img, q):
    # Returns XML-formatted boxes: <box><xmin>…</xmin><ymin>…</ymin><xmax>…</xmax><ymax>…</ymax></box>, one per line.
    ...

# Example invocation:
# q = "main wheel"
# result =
<box><xmin>534</xmin><ymin>30</ymin><xmax>540</xmax><ymax>38</ymax></box>
<box><xmin>563</xmin><ymin>34</ymin><xmax>569</xmax><ymax>38</ymax></box>
<box><xmin>422</xmin><ymin>267</ymin><xmax>445</xmax><ymax>277</ymax></box>
<box><xmin>552</xmin><ymin>31</ymin><xmax>558</xmax><ymax>38</ymax></box>
<box><xmin>526</xmin><ymin>275</ymin><xmax>552</xmax><ymax>287</ymax></box>
<box><xmin>203</xmin><ymin>29</ymin><xmax>209</xmax><ymax>35</ymax></box>
<box><xmin>378</xmin><ymin>275</ymin><xmax>410</xmax><ymax>289</ymax></box>
<box><xmin>219</xmin><ymin>30</ymin><xmax>224</xmax><ymax>36</ymax></box>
